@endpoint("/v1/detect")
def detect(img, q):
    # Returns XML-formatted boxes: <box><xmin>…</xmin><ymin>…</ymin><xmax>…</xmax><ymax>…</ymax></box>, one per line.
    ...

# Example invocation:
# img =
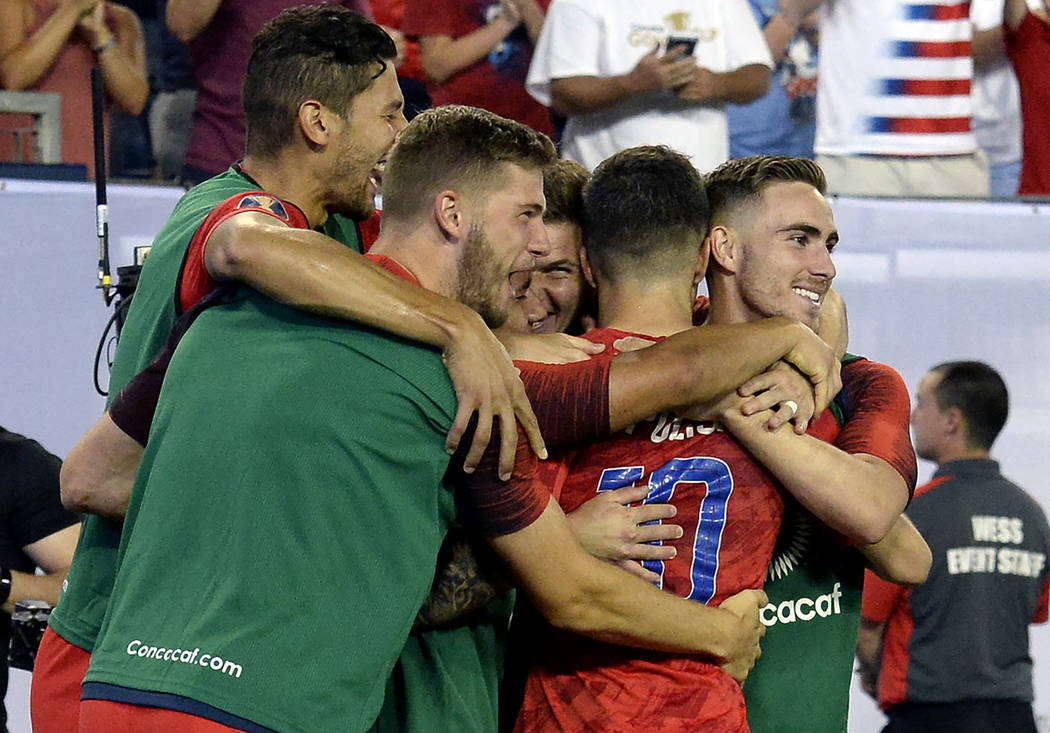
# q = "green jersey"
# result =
<box><xmin>744</xmin><ymin>356</ymin><xmax>917</xmax><ymax>733</ymax></box>
<box><xmin>743</xmin><ymin>508</ymin><xmax>865</xmax><ymax>733</ymax></box>
<box><xmin>84</xmin><ymin>290</ymin><xmax>459</xmax><ymax>733</ymax></box>
<box><xmin>48</xmin><ymin>168</ymin><xmax>362</xmax><ymax>652</ymax></box>
<box><xmin>371</xmin><ymin>592</ymin><xmax>514</xmax><ymax>733</ymax></box>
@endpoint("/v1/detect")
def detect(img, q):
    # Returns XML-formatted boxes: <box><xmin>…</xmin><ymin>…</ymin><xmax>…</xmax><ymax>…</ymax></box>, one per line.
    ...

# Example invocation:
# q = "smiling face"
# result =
<box><xmin>327</xmin><ymin>62</ymin><xmax>406</xmax><ymax>220</ymax></box>
<box><xmin>455</xmin><ymin>163</ymin><xmax>550</xmax><ymax>328</ymax></box>
<box><xmin>503</xmin><ymin>220</ymin><xmax>584</xmax><ymax>335</ymax></box>
<box><xmin>732</xmin><ymin>181</ymin><xmax>837</xmax><ymax>330</ymax></box>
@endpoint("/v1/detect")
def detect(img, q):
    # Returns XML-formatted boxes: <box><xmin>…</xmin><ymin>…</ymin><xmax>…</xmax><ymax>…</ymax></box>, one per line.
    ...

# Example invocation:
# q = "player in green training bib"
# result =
<box><xmin>698</xmin><ymin>156</ymin><xmax>925</xmax><ymax>733</ymax></box>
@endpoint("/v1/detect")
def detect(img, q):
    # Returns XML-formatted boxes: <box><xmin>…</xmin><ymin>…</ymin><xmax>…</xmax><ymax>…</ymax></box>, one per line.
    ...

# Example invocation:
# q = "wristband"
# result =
<box><xmin>0</xmin><ymin>567</ymin><xmax>11</xmax><ymax>606</ymax></box>
<box><xmin>93</xmin><ymin>37</ymin><xmax>116</xmax><ymax>54</ymax></box>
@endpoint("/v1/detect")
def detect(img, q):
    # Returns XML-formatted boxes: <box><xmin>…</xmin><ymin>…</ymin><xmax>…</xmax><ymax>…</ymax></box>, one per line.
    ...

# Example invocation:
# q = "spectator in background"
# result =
<box><xmin>149</xmin><ymin>0</ymin><xmax>194</xmax><ymax>181</ymax></box>
<box><xmin>860</xmin><ymin>361</ymin><xmax>1050</xmax><ymax>733</ymax></box>
<box><xmin>526</xmin><ymin>0</ymin><xmax>772</xmax><ymax>172</ymax></box>
<box><xmin>370</xmin><ymin>0</ymin><xmax>431</xmax><ymax>119</ymax></box>
<box><xmin>166</xmin><ymin>0</ymin><xmax>373</xmax><ymax>186</ymax></box>
<box><xmin>1005</xmin><ymin>0</ymin><xmax>1050</xmax><ymax>195</ymax></box>
<box><xmin>972</xmin><ymin>0</ymin><xmax>1022</xmax><ymax>197</ymax></box>
<box><xmin>105</xmin><ymin>0</ymin><xmax>152</xmax><ymax>178</ymax></box>
<box><xmin>728</xmin><ymin>0</ymin><xmax>821</xmax><ymax>160</ymax></box>
<box><xmin>403</xmin><ymin>0</ymin><xmax>554</xmax><ymax>137</ymax></box>
<box><xmin>0</xmin><ymin>0</ymin><xmax>148</xmax><ymax>178</ymax></box>
<box><xmin>0</xmin><ymin>426</ymin><xmax>80</xmax><ymax>732</ymax></box>
<box><xmin>814</xmin><ymin>0</ymin><xmax>989</xmax><ymax>197</ymax></box>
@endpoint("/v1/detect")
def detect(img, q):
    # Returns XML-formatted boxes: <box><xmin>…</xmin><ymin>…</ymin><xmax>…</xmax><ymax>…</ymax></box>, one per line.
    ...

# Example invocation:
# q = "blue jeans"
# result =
<box><xmin>989</xmin><ymin>159</ymin><xmax>1022</xmax><ymax>197</ymax></box>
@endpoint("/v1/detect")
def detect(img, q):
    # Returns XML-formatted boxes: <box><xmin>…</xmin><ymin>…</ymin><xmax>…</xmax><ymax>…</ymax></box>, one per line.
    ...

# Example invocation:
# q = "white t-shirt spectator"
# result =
<box><xmin>527</xmin><ymin>0</ymin><xmax>771</xmax><ymax>172</ymax></box>
<box><xmin>816</xmin><ymin>0</ymin><xmax>977</xmax><ymax>157</ymax></box>
<box><xmin>971</xmin><ymin>0</ymin><xmax>1022</xmax><ymax>167</ymax></box>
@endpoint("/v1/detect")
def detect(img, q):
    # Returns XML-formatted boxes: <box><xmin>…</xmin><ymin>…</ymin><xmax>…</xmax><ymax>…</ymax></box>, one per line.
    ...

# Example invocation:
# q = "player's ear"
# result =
<box><xmin>298</xmin><ymin>100</ymin><xmax>333</xmax><ymax>147</ymax></box>
<box><xmin>579</xmin><ymin>246</ymin><xmax>597</xmax><ymax>289</ymax></box>
<box><xmin>434</xmin><ymin>190</ymin><xmax>465</xmax><ymax>242</ymax></box>
<box><xmin>707</xmin><ymin>225</ymin><xmax>737</xmax><ymax>274</ymax></box>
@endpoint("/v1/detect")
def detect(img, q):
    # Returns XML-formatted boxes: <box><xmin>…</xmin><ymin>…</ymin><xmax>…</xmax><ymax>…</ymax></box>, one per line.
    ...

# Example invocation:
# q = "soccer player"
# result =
<box><xmin>32</xmin><ymin>9</ymin><xmax>545</xmax><ymax>731</ymax></box>
<box><xmin>501</xmin><ymin>158</ymin><xmax>593</xmax><ymax>337</ymax></box>
<box><xmin>62</xmin><ymin>133</ymin><xmax>855</xmax><ymax>732</ymax></box>
<box><xmin>701</xmin><ymin>155</ymin><xmax>928</xmax><ymax>733</ymax></box>
<box><xmin>514</xmin><ymin>150</ymin><xmax>925</xmax><ymax>732</ymax></box>
<box><xmin>73</xmin><ymin>106</ymin><xmax>785</xmax><ymax>733</ymax></box>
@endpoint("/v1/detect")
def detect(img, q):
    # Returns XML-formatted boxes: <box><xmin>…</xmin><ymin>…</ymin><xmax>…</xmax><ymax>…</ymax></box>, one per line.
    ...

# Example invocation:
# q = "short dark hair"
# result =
<box><xmin>582</xmin><ymin>145</ymin><xmax>708</xmax><ymax>283</ymax></box>
<box><xmin>543</xmin><ymin>159</ymin><xmax>588</xmax><ymax>226</ymax></box>
<box><xmin>243</xmin><ymin>6</ymin><xmax>397</xmax><ymax>159</ymax></box>
<box><xmin>705</xmin><ymin>155</ymin><xmax>827</xmax><ymax>225</ymax></box>
<box><xmin>382</xmin><ymin>105</ymin><xmax>557</xmax><ymax>223</ymax></box>
<box><xmin>930</xmin><ymin>361</ymin><xmax>1009</xmax><ymax>450</ymax></box>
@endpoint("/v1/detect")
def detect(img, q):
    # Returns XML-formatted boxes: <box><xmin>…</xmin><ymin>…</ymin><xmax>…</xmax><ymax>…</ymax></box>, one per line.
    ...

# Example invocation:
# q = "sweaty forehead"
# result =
<box><xmin>351</xmin><ymin>63</ymin><xmax>401</xmax><ymax>110</ymax></box>
<box><xmin>488</xmin><ymin>163</ymin><xmax>545</xmax><ymax>206</ymax></box>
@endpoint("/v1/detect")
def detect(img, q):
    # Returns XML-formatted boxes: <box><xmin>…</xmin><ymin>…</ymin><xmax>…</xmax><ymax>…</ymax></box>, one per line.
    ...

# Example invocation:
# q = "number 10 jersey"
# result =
<box><xmin>515</xmin><ymin>327</ymin><xmax>841</xmax><ymax>733</ymax></box>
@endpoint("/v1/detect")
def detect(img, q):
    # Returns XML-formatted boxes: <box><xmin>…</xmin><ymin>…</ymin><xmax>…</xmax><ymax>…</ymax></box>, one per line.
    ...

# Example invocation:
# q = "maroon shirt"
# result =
<box><xmin>183</xmin><ymin>0</ymin><xmax>371</xmax><ymax>176</ymax></box>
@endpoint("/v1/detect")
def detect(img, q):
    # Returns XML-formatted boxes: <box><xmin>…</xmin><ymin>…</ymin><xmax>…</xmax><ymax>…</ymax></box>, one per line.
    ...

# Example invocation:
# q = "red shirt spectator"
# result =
<box><xmin>1005</xmin><ymin>2</ymin><xmax>1050</xmax><ymax>195</ymax></box>
<box><xmin>0</xmin><ymin>0</ymin><xmax>147</xmax><ymax>178</ymax></box>
<box><xmin>403</xmin><ymin>0</ymin><xmax>555</xmax><ymax>136</ymax></box>
<box><xmin>371</xmin><ymin>0</ymin><xmax>424</xmax><ymax>81</ymax></box>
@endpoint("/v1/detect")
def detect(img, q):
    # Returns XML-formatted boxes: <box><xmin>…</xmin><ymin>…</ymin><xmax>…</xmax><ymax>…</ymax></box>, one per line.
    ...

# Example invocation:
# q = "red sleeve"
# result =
<box><xmin>109</xmin><ymin>289</ymin><xmax>230</xmax><ymax>445</ymax></box>
<box><xmin>402</xmin><ymin>0</ymin><xmax>462</xmax><ymax>39</ymax></box>
<box><xmin>453</xmin><ymin>424</ymin><xmax>552</xmax><ymax>537</ymax></box>
<box><xmin>1036</xmin><ymin>573</ymin><xmax>1050</xmax><ymax>624</ymax></box>
<box><xmin>837</xmin><ymin>359</ymin><xmax>918</xmax><ymax>499</ymax></box>
<box><xmin>515</xmin><ymin>358</ymin><xmax>611</xmax><ymax>450</ymax></box>
<box><xmin>177</xmin><ymin>192</ymin><xmax>310</xmax><ymax>314</ymax></box>
<box><xmin>861</xmin><ymin>567</ymin><xmax>906</xmax><ymax>623</ymax></box>
<box><xmin>692</xmin><ymin>295</ymin><xmax>710</xmax><ymax>326</ymax></box>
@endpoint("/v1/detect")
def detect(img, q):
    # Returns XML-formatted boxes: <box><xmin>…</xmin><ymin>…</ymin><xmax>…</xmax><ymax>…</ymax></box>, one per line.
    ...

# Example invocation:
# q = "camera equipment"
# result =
<box><xmin>9</xmin><ymin>600</ymin><xmax>51</xmax><ymax>672</ymax></box>
<box><xmin>90</xmin><ymin>67</ymin><xmax>144</xmax><ymax>396</ymax></box>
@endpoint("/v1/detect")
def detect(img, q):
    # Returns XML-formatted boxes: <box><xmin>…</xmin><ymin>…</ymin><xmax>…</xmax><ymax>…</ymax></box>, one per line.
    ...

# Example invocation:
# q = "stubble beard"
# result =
<box><xmin>739</xmin><ymin>270</ymin><xmax>821</xmax><ymax>332</ymax></box>
<box><xmin>456</xmin><ymin>224</ymin><xmax>509</xmax><ymax>329</ymax></box>
<box><xmin>329</xmin><ymin>141</ymin><xmax>379</xmax><ymax>223</ymax></box>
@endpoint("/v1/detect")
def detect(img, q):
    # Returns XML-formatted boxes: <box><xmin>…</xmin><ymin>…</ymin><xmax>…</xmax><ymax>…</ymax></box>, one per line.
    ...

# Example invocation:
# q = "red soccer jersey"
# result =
<box><xmin>515</xmin><ymin>328</ymin><xmax>842</xmax><ymax>733</ymax></box>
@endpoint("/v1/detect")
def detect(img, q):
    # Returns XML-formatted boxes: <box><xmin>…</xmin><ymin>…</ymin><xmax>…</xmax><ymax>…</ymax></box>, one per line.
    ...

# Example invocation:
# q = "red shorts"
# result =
<box><xmin>79</xmin><ymin>699</ymin><xmax>244</xmax><ymax>732</ymax></box>
<box><xmin>31</xmin><ymin>626</ymin><xmax>91</xmax><ymax>733</ymax></box>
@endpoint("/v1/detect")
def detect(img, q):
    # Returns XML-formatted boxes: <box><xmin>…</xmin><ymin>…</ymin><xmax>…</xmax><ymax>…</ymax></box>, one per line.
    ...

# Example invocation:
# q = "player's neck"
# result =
<box><xmin>596</xmin><ymin>280</ymin><xmax>693</xmax><ymax>338</ymax></box>
<box><xmin>240</xmin><ymin>154</ymin><xmax>328</xmax><ymax>229</ymax></box>
<box><xmin>369</xmin><ymin>224</ymin><xmax>457</xmax><ymax>298</ymax></box>
<box><xmin>704</xmin><ymin>278</ymin><xmax>757</xmax><ymax>327</ymax></box>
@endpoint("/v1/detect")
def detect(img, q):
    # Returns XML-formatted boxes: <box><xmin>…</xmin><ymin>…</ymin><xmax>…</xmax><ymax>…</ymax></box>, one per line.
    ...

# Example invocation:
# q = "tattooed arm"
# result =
<box><xmin>413</xmin><ymin>484</ymin><xmax>680</xmax><ymax>628</ymax></box>
<box><xmin>413</xmin><ymin>530</ymin><xmax>512</xmax><ymax>630</ymax></box>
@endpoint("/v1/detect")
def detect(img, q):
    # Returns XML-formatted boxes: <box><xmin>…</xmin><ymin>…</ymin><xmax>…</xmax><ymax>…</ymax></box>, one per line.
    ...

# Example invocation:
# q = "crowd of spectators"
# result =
<box><xmin>1</xmin><ymin>0</ymin><xmax>1048</xmax><ymax>196</ymax></box>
